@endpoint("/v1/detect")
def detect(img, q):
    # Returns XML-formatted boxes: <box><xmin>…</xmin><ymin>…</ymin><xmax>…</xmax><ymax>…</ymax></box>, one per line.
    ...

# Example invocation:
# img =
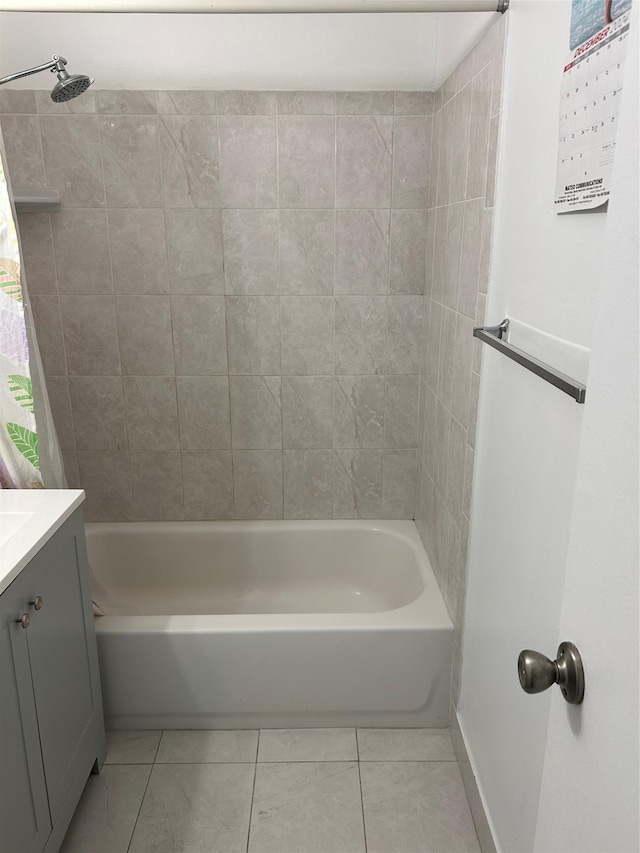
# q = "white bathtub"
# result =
<box><xmin>86</xmin><ymin>520</ymin><xmax>453</xmax><ymax>729</ymax></box>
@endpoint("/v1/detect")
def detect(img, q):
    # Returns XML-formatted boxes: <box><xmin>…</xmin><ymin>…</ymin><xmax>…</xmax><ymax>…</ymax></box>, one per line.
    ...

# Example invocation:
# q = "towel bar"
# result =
<box><xmin>473</xmin><ymin>318</ymin><xmax>586</xmax><ymax>404</ymax></box>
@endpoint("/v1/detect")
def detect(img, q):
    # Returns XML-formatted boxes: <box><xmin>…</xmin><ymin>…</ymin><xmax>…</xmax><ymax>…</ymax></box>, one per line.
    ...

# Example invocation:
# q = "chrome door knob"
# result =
<box><xmin>518</xmin><ymin>642</ymin><xmax>585</xmax><ymax>705</ymax></box>
<box><xmin>17</xmin><ymin>613</ymin><xmax>30</xmax><ymax>629</ymax></box>
<box><xmin>29</xmin><ymin>595</ymin><xmax>44</xmax><ymax>610</ymax></box>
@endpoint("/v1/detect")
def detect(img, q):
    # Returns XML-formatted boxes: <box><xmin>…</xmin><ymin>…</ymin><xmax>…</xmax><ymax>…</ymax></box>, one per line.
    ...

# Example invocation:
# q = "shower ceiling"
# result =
<box><xmin>0</xmin><ymin>10</ymin><xmax>497</xmax><ymax>90</ymax></box>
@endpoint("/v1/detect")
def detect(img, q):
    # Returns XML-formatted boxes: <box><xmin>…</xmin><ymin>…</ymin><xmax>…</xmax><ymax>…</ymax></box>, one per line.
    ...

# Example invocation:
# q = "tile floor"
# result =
<box><xmin>60</xmin><ymin>728</ymin><xmax>480</xmax><ymax>853</ymax></box>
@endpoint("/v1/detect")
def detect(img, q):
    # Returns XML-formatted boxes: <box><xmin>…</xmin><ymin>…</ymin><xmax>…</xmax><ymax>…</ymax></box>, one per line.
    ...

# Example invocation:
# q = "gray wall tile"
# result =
<box><xmin>458</xmin><ymin>198</ymin><xmax>483</xmax><ymax>318</ymax></box>
<box><xmin>182</xmin><ymin>450</ymin><xmax>234</xmax><ymax>520</ymax></box>
<box><xmin>389</xmin><ymin>210</ymin><xmax>427</xmax><ymax>295</ymax></box>
<box><xmin>45</xmin><ymin>376</ymin><xmax>75</xmax><ymax>451</ymax></box>
<box><xmin>333</xmin><ymin>449</ymin><xmax>383</xmax><ymax>519</ymax></box>
<box><xmin>69</xmin><ymin>375</ymin><xmax>128</xmax><ymax>451</ymax></box>
<box><xmin>217</xmin><ymin>91</ymin><xmax>276</xmax><ymax>115</ymax></box>
<box><xmin>77</xmin><ymin>451</ymin><xmax>133</xmax><ymax>521</ymax></box>
<box><xmin>333</xmin><ymin>375</ymin><xmax>385</xmax><ymax>449</ymax></box>
<box><xmin>160</xmin><ymin>115</ymin><xmax>220</xmax><ymax>208</ymax></box>
<box><xmin>335</xmin><ymin>296</ymin><xmax>387</xmax><ymax>375</ymax></box>
<box><xmin>17</xmin><ymin>213</ymin><xmax>57</xmax><ymax>293</ymax></box>
<box><xmin>177</xmin><ymin>376</ymin><xmax>230</xmax><ymax>450</ymax></box>
<box><xmin>123</xmin><ymin>376</ymin><xmax>180</xmax><ymax>451</ymax></box>
<box><xmin>230</xmin><ymin>375</ymin><xmax>282</xmax><ymax>449</ymax></box>
<box><xmin>1</xmin><ymin>114</ymin><xmax>45</xmax><ymax>187</ymax></box>
<box><xmin>282</xmin><ymin>376</ymin><xmax>333</xmax><ymax>449</ymax></box>
<box><xmin>226</xmin><ymin>296</ymin><xmax>281</xmax><ymax>375</ymax></box>
<box><xmin>233</xmin><ymin>450</ymin><xmax>283</xmax><ymax>519</ymax></box>
<box><xmin>171</xmin><ymin>296</ymin><xmax>227</xmax><ymax>375</ymax></box>
<box><xmin>336</xmin><ymin>116</ymin><xmax>393</xmax><ymax>208</ymax></box>
<box><xmin>165</xmin><ymin>208</ymin><xmax>224</xmax><ymax>294</ymax></box>
<box><xmin>386</xmin><ymin>295</ymin><xmax>423</xmax><ymax>375</ymax></box>
<box><xmin>0</xmin><ymin>90</ymin><xmax>37</xmax><ymax>114</ymax></box>
<box><xmin>284</xmin><ymin>450</ymin><xmax>333</xmax><ymax>518</ymax></box>
<box><xmin>335</xmin><ymin>209</ymin><xmax>389</xmax><ymax>296</ymax></box>
<box><xmin>223</xmin><ymin>209</ymin><xmax>279</xmax><ymax>295</ymax></box>
<box><xmin>108</xmin><ymin>208</ymin><xmax>169</xmax><ymax>295</ymax></box>
<box><xmin>383</xmin><ymin>449</ymin><xmax>417</xmax><ymax>518</ymax></box>
<box><xmin>62</xmin><ymin>451</ymin><xmax>80</xmax><ymax>488</ymax></box>
<box><xmin>131</xmin><ymin>451</ymin><xmax>184</xmax><ymax>521</ymax></box>
<box><xmin>30</xmin><ymin>294</ymin><xmax>67</xmax><ymax>375</ymax></box>
<box><xmin>97</xmin><ymin>91</ymin><xmax>157</xmax><ymax>114</ymax></box>
<box><xmin>384</xmin><ymin>375</ymin><xmax>419</xmax><ymax>449</ymax></box>
<box><xmin>335</xmin><ymin>92</ymin><xmax>394</xmax><ymax>115</ymax></box>
<box><xmin>60</xmin><ymin>295</ymin><xmax>120</xmax><ymax>375</ymax></box>
<box><xmin>52</xmin><ymin>209</ymin><xmax>112</xmax><ymax>294</ymax></box>
<box><xmin>157</xmin><ymin>91</ymin><xmax>217</xmax><ymax>115</ymax></box>
<box><xmin>392</xmin><ymin>116</ymin><xmax>431</xmax><ymax>208</ymax></box>
<box><xmin>281</xmin><ymin>296</ymin><xmax>334</xmax><ymax>375</ymax></box>
<box><xmin>394</xmin><ymin>91</ymin><xmax>434</xmax><ymax>116</ymax></box>
<box><xmin>277</xmin><ymin>92</ymin><xmax>335</xmax><ymax>115</ymax></box>
<box><xmin>99</xmin><ymin>116</ymin><xmax>162</xmax><ymax>207</ymax></box>
<box><xmin>116</xmin><ymin>296</ymin><xmax>174</xmax><ymax>375</ymax></box>
<box><xmin>277</xmin><ymin>116</ymin><xmax>335</xmax><ymax>208</ymax></box>
<box><xmin>218</xmin><ymin>116</ymin><xmax>277</xmax><ymax>207</ymax></box>
<box><xmin>450</xmin><ymin>87</ymin><xmax>473</xmax><ymax>204</ymax></box>
<box><xmin>40</xmin><ymin>115</ymin><xmax>105</xmax><ymax>207</ymax></box>
<box><xmin>279</xmin><ymin>210</ymin><xmax>334</xmax><ymax>296</ymax></box>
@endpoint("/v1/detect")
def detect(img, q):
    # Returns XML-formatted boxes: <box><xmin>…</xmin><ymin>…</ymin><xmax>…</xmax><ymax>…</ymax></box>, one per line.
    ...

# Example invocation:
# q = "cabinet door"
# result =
<box><xmin>0</xmin><ymin>577</ymin><xmax>51</xmax><ymax>853</ymax></box>
<box><xmin>24</xmin><ymin>513</ymin><xmax>103</xmax><ymax>822</ymax></box>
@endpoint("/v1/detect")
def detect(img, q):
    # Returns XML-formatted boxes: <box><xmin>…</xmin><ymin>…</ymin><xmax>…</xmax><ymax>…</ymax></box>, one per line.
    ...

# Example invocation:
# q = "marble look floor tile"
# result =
<box><xmin>357</xmin><ymin>728</ymin><xmax>456</xmax><ymax>761</ymax></box>
<box><xmin>248</xmin><ymin>762</ymin><xmax>365</xmax><ymax>853</ymax></box>
<box><xmin>59</xmin><ymin>765</ymin><xmax>151</xmax><ymax>853</ymax></box>
<box><xmin>258</xmin><ymin>728</ymin><xmax>358</xmax><ymax>762</ymax></box>
<box><xmin>360</xmin><ymin>761</ymin><xmax>480</xmax><ymax>853</ymax></box>
<box><xmin>129</xmin><ymin>763</ymin><xmax>254</xmax><ymax>853</ymax></box>
<box><xmin>105</xmin><ymin>730</ymin><xmax>161</xmax><ymax>764</ymax></box>
<box><xmin>156</xmin><ymin>730</ymin><xmax>259</xmax><ymax>763</ymax></box>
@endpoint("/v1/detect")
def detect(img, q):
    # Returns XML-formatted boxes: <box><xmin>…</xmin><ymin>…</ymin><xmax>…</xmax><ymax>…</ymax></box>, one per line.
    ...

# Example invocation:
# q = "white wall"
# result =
<box><xmin>0</xmin><ymin>10</ymin><xmax>495</xmax><ymax>90</ymax></box>
<box><xmin>459</xmin><ymin>0</ymin><xmax>637</xmax><ymax>850</ymax></box>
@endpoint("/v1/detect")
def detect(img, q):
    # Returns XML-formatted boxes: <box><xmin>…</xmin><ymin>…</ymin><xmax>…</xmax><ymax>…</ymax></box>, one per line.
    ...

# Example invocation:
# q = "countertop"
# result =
<box><xmin>0</xmin><ymin>490</ymin><xmax>85</xmax><ymax>595</ymax></box>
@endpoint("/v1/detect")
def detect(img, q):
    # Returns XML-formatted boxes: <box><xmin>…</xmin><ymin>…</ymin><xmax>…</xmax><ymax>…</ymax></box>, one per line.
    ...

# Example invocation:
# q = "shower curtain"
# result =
<box><xmin>0</xmin><ymin>128</ymin><xmax>65</xmax><ymax>489</ymax></box>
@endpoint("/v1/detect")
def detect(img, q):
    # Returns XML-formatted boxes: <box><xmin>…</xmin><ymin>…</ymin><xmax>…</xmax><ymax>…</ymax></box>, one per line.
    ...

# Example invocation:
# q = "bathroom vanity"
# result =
<box><xmin>0</xmin><ymin>490</ymin><xmax>105</xmax><ymax>853</ymax></box>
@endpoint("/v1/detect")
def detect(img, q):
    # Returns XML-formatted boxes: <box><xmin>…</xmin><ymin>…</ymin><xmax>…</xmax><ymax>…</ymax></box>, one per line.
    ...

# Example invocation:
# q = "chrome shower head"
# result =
<box><xmin>51</xmin><ymin>71</ymin><xmax>94</xmax><ymax>103</ymax></box>
<box><xmin>50</xmin><ymin>56</ymin><xmax>94</xmax><ymax>103</ymax></box>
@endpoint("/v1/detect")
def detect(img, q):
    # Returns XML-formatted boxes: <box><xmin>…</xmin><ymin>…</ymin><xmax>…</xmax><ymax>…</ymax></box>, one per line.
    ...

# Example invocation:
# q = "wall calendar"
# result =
<box><xmin>555</xmin><ymin>0</ymin><xmax>633</xmax><ymax>212</ymax></box>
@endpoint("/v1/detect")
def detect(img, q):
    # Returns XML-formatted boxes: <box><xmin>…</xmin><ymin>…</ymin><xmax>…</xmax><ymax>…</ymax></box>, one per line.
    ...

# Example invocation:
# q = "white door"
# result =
<box><xmin>459</xmin><ymin>2</ymin><xmax>639</xmax><ymax>851</ymax></box>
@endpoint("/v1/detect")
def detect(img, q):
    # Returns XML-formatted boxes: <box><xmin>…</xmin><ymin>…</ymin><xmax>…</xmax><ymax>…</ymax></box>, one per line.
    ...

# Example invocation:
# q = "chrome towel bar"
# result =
<box><xmin>473</xmin><ymin>318</ymin><xmax>587</xmax><ymax>404</ymax></box>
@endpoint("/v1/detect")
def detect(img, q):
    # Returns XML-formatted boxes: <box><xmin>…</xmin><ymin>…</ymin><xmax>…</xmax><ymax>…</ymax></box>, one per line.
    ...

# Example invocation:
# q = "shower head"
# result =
<box><xmin>51</xmin><ymin>68</ymin><xmax>94</xmax><ymax>103</ymax></box>
<box><xmin>0</xmin><ymin>54</ymin><xmax>94</xmax><ymax>103</ymax></box>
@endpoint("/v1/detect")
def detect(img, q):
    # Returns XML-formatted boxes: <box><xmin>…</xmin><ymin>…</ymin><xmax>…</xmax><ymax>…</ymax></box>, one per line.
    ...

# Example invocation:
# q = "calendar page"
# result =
<box><xmin>555</xmin><ymin>0</ymin><xmax>633</xmax><ymax>213</ymax></box>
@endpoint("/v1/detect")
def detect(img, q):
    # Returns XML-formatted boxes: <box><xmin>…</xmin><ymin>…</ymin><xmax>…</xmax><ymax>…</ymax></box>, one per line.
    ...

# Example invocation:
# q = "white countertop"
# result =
<box><xmin>0</xmin><ymin>490</ymin><xmax>85</xmax><ymax>595</ymax></box>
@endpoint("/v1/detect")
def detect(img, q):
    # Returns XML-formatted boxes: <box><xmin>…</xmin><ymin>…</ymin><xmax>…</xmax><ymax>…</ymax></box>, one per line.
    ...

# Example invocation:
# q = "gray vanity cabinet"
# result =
<box><xmin>0</xmin><ymin>576</ymin><xmax>51</xmax><ymax>853</ymax></box>
<box><xmin>0</xmin><ymin>508</ymin><xmax>106</xmax><ymax>853</ymax></box>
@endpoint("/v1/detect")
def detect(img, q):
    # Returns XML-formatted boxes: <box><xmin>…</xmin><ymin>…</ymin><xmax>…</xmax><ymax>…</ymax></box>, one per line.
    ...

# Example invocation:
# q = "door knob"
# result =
<box><xmin>518</xmin><ymin>642</ymin><xmax>585</xmax><ymax>705</ymax></box>
<box><xmin>16</xmin><ymin>613</ymin><xmax>30</xmax><ymax>629</ymax></box>
<box><xmin>29</xmin><ymin>595</ymin><xmax>44</xmax><ymax>611</ymax></box>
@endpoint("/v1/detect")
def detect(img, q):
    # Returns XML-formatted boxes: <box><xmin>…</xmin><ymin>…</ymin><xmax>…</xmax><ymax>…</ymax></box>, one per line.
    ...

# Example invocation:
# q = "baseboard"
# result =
<box><xmin>451</xmin><ymin>712</ymin><xmax>498</xmax><ymax>853</ymax></box>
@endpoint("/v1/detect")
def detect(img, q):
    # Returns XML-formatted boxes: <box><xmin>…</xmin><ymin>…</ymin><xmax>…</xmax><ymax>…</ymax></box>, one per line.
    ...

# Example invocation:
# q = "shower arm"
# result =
<box><xmin>0</xmin><ymin>55</ymin><xmax>67</xmax><ymax>87</ymax></box>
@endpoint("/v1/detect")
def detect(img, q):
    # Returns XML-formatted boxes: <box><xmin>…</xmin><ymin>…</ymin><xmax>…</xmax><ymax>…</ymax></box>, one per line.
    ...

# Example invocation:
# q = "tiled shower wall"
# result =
<box><xmin>414</xmin><ymin>15</ymin><xmax>507</xmax><ymax>706</ymax></box>
<box><xmin>0</xmin><ymin>88</ymin><xmax>432</xmax><ymax>522</ymax></box>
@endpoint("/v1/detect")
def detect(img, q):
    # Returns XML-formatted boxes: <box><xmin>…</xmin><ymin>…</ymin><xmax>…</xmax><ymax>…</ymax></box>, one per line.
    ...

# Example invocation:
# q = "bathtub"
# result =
<box><xmin>86</xmin><ymin>520</ymin><xmax>453</xmax><ymax>730</ymax></box>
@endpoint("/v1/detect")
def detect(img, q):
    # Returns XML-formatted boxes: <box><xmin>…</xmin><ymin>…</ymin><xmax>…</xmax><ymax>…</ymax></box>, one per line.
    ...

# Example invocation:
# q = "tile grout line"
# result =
<box><xmin>125</xmin><ymin>757</ymin><xmax>156</xmax><ymax>853</ymax></box>
<box><xmin>245</xmin><ymin>730</ymin><xmax>260</xmax><ymax>853</ymax></box>
<box><xmin>355</xmin><ymin>729</ymin><xmax>369</xmax><ymax>853</ymax></box>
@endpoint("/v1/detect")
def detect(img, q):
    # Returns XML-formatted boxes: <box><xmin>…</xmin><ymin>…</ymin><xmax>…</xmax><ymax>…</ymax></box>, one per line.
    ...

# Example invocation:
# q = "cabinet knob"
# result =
<box><xmin>17</xmin><ymin>613</ymin><xmax>30</xmax><ymax>629</ymax></box>
<box><xmin>29</xmin><ymin>595</ymin><xmax>44</xmax><ymax>611</ymax></box>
